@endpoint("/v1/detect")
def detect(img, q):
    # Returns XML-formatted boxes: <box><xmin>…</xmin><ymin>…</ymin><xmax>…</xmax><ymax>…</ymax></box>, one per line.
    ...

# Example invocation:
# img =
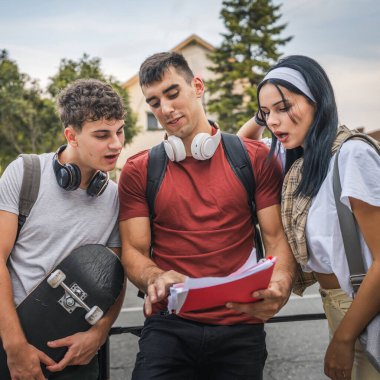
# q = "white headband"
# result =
<box><xmin>262</xmin><ymin>67</ymin><xmax>316</xmax><ymax>103</ymax></box>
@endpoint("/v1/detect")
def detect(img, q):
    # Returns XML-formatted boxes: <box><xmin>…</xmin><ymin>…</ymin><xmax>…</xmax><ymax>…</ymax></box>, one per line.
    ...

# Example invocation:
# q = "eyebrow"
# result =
<box><xmin>145</xmin><ymin>84</ymin><xmax>179</xmax><ymax>104</ymax></box>
<box><xmin>92</xmin><ymin>125</ymin><xmax>125</xmax><ymax>133</ymax></box>
<box><xmin>261</xmin><ymin>99</ymin><xmax>288</xmax><ymax>108</ymax></box>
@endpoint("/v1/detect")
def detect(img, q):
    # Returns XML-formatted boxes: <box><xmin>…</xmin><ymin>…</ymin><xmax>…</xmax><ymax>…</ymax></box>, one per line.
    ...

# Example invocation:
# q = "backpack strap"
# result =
<box><xmin>221</xmin><ymin>132</ymin><xmax>264</xmax><ymax>261</ymax></box>
<box><xmin>17</xmin><ymin>154</ymin><xmax>41</xmax><ymax>240</ymax></box>
<box><xmin>332</xmin><ymin>134</ymin><xmax>380</xmax><ymax>295</ymax></box>
<box><xmin>146</xmin><ymin>142</ymin><xmax>169</xmax><ymax>223</ymax></box>
<box><xmin>138</xmin><ymin>143</ymin><xmax>168</xmax><ymax>299</ymax></box>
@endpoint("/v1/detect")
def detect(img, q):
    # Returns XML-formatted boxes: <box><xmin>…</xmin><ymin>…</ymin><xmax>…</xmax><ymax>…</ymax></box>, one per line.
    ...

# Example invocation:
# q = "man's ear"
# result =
<box><xmin>64</xmin><ymin>126</ymin><xmax>78</xmax><ymax>147</ymax></box>
<box><xmin>192</xmin><ymin>76</ymin><xmax>204</xmax><ymax>98</ymax></box>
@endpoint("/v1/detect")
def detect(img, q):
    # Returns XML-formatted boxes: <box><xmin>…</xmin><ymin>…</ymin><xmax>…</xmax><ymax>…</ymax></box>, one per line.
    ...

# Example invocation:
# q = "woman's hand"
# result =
<box><xmin>324</xmin><ymin>335</ymin><xmax>354</xmax><ymax>380</ymax></box>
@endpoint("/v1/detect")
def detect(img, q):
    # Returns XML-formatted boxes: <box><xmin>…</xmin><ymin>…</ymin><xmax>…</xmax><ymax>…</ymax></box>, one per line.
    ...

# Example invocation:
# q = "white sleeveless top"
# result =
<box><xmin>304</xmin><ymin>140</ymin><xmax>380</xmax><ymax>296</ymax></box>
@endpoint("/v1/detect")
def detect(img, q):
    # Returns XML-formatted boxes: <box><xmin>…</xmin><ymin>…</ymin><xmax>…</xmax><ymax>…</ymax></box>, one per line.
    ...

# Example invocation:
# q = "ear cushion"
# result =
<box><xmin>64</xmin><ymin>163</ymin><xmax>81</xmax><ymax>191</ymax></box>
<box><xmin>191</xmin><ymin>130</ymin><xmax>221</xmax><ymax>160</ymax></box>
<box><xmin>191</xmin><ymin>133</ymin><xmax>211</xmax><ymax>160</ymax></box>
<box><xmin>54</xmin><ymin>161</ymin><xmax>81</xmax><ymax>191</ymax></box>
<box><xmin>163</xmin><ymin>140</ymin><xmax>175</xmax><ymax>161</ymax></box>
<box><xmin>164</xmin><ymin>136</ymin><xmax>186</xmax><ymax>162</ymax></box>
<box><xmin>87</xmin><ymin>171</ymin><xmax>109</xmax><ymax>197</ymax></box>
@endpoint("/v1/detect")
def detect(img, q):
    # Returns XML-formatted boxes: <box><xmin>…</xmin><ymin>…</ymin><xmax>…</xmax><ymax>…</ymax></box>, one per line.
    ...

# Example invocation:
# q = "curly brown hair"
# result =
<box><xmin>57</xmin><ymin>79</ymin><xmax>125</xmax><ymax>130</ymax></box>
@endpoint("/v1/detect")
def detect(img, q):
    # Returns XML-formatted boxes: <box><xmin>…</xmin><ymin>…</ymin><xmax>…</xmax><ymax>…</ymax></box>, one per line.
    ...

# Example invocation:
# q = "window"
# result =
<box><xmin>147</xmin><ymin>112</ymin><xmax>162</xmax><ymax>130</ymax></box>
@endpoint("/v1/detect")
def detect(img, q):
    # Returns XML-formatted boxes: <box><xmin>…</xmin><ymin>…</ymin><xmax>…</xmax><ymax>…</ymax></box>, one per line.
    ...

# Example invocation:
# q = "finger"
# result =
<box><xmin>226</xmin><ymin>302</ymin><xmax>248</xmax><ymax>313</ymax></box>
<box><xmin>144</xmin><ymin>296</ymin><xmax>153</xmax><ymax>315</ymax></box>
<box><xmin>147</xmin><ymin>283</ymin><xmax>158</xmax><ymax>303</ymax></box>
<box><xmin>47</xmin><ymin>336</ymin><xmax>71</xmax><ymax>348</ymax></box>
<box><xmin>226</xmin><ymin>301</ymin><xmax>271</xmax><ymax>321</ymax></box>
<box><xmin>46</xmin><ymin>352</ymin><xmax>72</xmax><ymax>372</ymax></box>
<box><xmin>155</xmin><ymin>277</ymin><xmax>168</xmax><ymax>299</ymax></box>
<box><xmin>37</xmin><ymin>349</ymin><xmax>56</xmax><ymax>366</ymax></box>
<box><xmin>252</xmin><ymin>287</ymin><xmax>280</xmax><ymax>300</ymax></box>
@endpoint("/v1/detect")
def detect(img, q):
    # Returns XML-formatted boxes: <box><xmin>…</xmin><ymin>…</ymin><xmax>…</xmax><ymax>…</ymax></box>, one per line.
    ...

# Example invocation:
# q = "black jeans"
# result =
<box><xmin>132</xmin><ymin>313</ymin><xmax>267</xmax><ymax>380</ymax></box>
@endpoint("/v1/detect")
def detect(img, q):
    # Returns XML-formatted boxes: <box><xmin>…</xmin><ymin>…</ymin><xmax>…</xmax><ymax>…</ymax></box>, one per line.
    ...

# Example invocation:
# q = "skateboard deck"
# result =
<box><xmin>0</xmin><ymin>244</ymin><xmax>124</xmax><ymax>379</ymax></box>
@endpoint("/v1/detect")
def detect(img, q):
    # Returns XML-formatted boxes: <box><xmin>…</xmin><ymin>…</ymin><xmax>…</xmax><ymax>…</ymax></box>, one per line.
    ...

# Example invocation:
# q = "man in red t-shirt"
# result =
<box><xmin>119</xmin><ymin>52</ymin><xmax>296</xmax><ymax>380</ymax></box>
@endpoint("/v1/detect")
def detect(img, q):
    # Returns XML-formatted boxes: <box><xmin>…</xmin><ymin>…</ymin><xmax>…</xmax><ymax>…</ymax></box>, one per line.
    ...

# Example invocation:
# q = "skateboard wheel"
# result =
<box><xmin>47</xmin><ymin>270</ymin><xmax>66</xmax><ymax>288</ymax></box>
<box><xmin>85</xmin><ymin>306</ymin><xmax>104</xmax><ymax>325</ymax></box>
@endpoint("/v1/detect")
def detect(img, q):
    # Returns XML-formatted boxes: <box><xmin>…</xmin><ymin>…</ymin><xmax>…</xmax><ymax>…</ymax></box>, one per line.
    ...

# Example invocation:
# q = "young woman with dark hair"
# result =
<box><xmin>239</xmin><ymin>55</ymin><xmax>380</xmax><ymax>380</ymax></box>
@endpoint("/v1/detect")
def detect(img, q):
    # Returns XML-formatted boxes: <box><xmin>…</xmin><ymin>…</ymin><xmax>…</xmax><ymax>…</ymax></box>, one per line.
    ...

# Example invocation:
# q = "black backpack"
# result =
<box><xmin>16</xmin><ymin>154</ymin><xmax>41</xmax><ymax>240</ymax></box>
<box><xmin>146</xmin><ymin>132</ymin><xmax>264</xmax><ymax>262</ymax></box>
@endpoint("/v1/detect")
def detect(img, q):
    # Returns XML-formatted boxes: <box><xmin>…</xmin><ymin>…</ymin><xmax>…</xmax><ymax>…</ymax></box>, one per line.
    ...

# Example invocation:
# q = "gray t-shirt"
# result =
<box><xmin>0</xmin><ymin>153</ymin><xmax>121</xmax><ymax>305</ymax></box>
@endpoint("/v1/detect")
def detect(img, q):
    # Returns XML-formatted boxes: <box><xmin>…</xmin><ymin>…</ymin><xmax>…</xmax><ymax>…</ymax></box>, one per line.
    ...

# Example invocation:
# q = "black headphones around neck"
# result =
<box><xmin>52</xmin><ymin>145</ymin><xmax>109</xmax><ymax>197</ymax></box>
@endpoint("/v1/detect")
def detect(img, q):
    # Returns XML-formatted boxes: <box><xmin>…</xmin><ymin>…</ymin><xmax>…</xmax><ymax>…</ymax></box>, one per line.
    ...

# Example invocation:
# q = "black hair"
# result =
<box><xmin>57</xmin><ymin>79</ymin><xmax>125</xmax><ymax>130</ymax></box>
<box><xmin>257</xmin><ymin>55</ymin><xmax>338</xmax><ymax>197</ymax></box>
<box><xmin>139</xmin><ymin>52</ymin><xmax>194</xmax><ymax>87</ymax></box>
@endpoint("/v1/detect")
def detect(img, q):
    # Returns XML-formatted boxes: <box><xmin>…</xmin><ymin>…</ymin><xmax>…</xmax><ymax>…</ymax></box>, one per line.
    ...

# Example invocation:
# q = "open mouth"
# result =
<box><xmin>275</xmin><ymin>132</ymin><xmax>289</xmax><ymax>142</ymax></box>
<box><xmin>104</xmin><ymin>153</ymin><xmax>120</xmax><ymax>161</ymax></box>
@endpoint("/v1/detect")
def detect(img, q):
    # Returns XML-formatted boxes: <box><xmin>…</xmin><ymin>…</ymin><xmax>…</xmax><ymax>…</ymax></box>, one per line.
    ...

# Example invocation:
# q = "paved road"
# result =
<box><xmin>108</xmin><ymin>281</ymin><xmax>329</xmax><ymax>379</ymax></box>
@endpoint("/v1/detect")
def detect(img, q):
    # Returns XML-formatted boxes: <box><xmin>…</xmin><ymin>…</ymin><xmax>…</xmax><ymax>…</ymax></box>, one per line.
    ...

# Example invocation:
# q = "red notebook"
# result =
<box><xmin>168</xmin><ymin>256</ymin><xmax>276</xmax><ymax>313</ymax></box>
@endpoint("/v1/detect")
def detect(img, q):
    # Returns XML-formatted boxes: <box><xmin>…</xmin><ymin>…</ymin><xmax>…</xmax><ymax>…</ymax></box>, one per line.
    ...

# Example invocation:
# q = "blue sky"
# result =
<box><xmin>1</xmin><ymin>0</ymin><xmax>379</xmax><ymax>132</ymax></box>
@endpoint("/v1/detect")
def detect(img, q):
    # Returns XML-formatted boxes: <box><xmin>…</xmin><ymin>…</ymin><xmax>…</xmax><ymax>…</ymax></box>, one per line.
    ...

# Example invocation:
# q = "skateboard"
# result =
<box><xmin>0</xmin><ymin>244</ymin><xmax>124</xmax><ymax>379</ymax></box>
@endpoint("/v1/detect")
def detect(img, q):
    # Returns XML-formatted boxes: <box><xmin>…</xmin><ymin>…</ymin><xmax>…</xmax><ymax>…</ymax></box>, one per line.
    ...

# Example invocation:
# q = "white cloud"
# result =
<box><xmin>325</xmin><ymin>56</ymin><xmax>380</xmax><ymax>132</ymax></box>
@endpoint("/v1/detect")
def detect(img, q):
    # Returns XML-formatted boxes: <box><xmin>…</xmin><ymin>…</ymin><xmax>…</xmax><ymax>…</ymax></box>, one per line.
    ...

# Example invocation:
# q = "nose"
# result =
<box><xmin>161</xmin><ymin>99</ymin><xmax>174</xmax><ymax>116</ymax></box>
<box><xmin>109</xmin><ymin>131</ymin><xmax>124</xmax><ymax>150</ymax></box>
<box><xmin>266</xmin><ymin>112</ymin><xmax>279</xmax><ymax>130</ymax></box>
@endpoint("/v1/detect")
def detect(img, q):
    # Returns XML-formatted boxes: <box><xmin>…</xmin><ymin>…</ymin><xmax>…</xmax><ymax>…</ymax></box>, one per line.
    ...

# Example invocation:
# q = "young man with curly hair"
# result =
<box><xmin>0</xmin><ymin>79</ymin><xmax>126</xmax><ymax>380</ymax></box>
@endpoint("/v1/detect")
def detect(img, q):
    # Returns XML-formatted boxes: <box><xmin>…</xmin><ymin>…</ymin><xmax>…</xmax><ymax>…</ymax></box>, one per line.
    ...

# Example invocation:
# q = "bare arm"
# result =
<box><xmin>0</xmin><ymin>211</ymin><xmax>55</xmax><ymax>379</ymax></box>
<box><xmin>227</xmin><ymin>204</ymin><xmax>296</xmax><ymax>320</ymax></box>
<box><xmin>237</xmin><ymin>116</ymin><xmax>265</xmax><ymax>140</ymax></box>
<box><xmin>120</xmin><ymin>217</ymin><xmax>186</xmax><ymax>315</ymax></box>
<box><xmin>324</xmin><ymin>198</ymin><xmax>380</xmax><ymax>379</ymax></box>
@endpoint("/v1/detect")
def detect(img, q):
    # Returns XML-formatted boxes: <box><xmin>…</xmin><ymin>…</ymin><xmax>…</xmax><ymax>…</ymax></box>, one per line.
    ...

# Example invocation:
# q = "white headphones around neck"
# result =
<box><xmin>163</xmin><ymin>128</ymin><xmax>221</xmax><ymax>162</ymax></box>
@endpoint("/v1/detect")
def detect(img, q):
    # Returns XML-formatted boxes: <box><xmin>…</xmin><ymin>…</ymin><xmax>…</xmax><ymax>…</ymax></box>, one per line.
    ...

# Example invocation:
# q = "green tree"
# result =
<box><xmin>48</xmin><ymin>54</ymin><xmax>138</xmax><ymax>143</ymax></box>
<box><xmin>206</xmin><ymin>0</ymin><xmax>292</xmax><ymax>133</ymax></box>
<box><xmin>0</xmin><ymin>50</ymin><xmax>61</xmax><ymax>173</ymax></box>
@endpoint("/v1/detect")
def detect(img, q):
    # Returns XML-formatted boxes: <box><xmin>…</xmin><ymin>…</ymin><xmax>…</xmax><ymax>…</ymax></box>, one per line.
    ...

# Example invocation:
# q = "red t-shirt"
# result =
<box><xmin>119</xmin><ymin>137</ymin><xmax>282</xmax><ymax>325</ymax></box>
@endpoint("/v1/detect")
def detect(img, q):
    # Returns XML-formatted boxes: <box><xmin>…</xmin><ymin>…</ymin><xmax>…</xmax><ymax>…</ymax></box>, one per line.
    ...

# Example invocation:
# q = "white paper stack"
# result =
<box><xmin>168</xmin><ymin>250</ymin><xmax>276</xmax><ymax>313</ymax></box>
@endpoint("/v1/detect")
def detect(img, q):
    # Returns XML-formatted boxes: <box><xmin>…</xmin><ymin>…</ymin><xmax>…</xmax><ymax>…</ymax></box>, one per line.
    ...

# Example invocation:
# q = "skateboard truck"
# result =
<box><xmin>47</xmin><ymin>269</ymin><xmax>104</xmax><ymax>325</ymax></box>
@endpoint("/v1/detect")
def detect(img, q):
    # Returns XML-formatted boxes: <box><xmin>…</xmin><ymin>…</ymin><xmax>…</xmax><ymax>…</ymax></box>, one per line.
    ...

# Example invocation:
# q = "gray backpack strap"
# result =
<box><xmin>17</xmin><ymin>154</ymin><xmax>41</xmax><ymax>239</ymax></box>
<box><xmin>332</xmin><ymin>134</ymin><xmax>380</xmax><ymax>294</ymax></box>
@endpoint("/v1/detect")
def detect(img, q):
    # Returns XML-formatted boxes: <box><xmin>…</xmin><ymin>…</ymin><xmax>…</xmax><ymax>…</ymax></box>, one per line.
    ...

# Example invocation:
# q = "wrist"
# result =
<box><xmin>3</xmin><ymin>334</ymin><xmax>28</xmax><ymax>353</ymax></box>
<box><xmin>272</xmin><ymin>269</ymin><xmax>294</xmax><ymax>290</ymax></box>
<box><xmin>254</xmin><ymin>112</ymin><xmax>266</xmax><ymax>127</ymax></box>
<box><xmin>89</xmin><ymin>324</ymin><xmax>108</xmax><ymax>347</ymax></box>
<box><xmin>142</xmin><ymin>265</ymin><xmax>164</xmax><ymax>288</ymax></box>
<box><xmin>332</xmin><ymin>328</ymin><xmax>356</xmax><ymax>345</ymax></box>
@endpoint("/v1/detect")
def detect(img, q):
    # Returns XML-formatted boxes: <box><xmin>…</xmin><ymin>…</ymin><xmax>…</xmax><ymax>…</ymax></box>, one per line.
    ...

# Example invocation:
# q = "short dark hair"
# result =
<box><xmin>57</xmin><ymin>79</ymin><xmax>125</xmax><ymax>130</ymax></box>
<box><xmin>257</xmin><ymin>55</ymin><xmax>338</xmax><ymax>197</ymax></box>
<box><xmin>139</xmin><ymin>52</ymin><xmax>194</xmax><ymax>87</ymax></box>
